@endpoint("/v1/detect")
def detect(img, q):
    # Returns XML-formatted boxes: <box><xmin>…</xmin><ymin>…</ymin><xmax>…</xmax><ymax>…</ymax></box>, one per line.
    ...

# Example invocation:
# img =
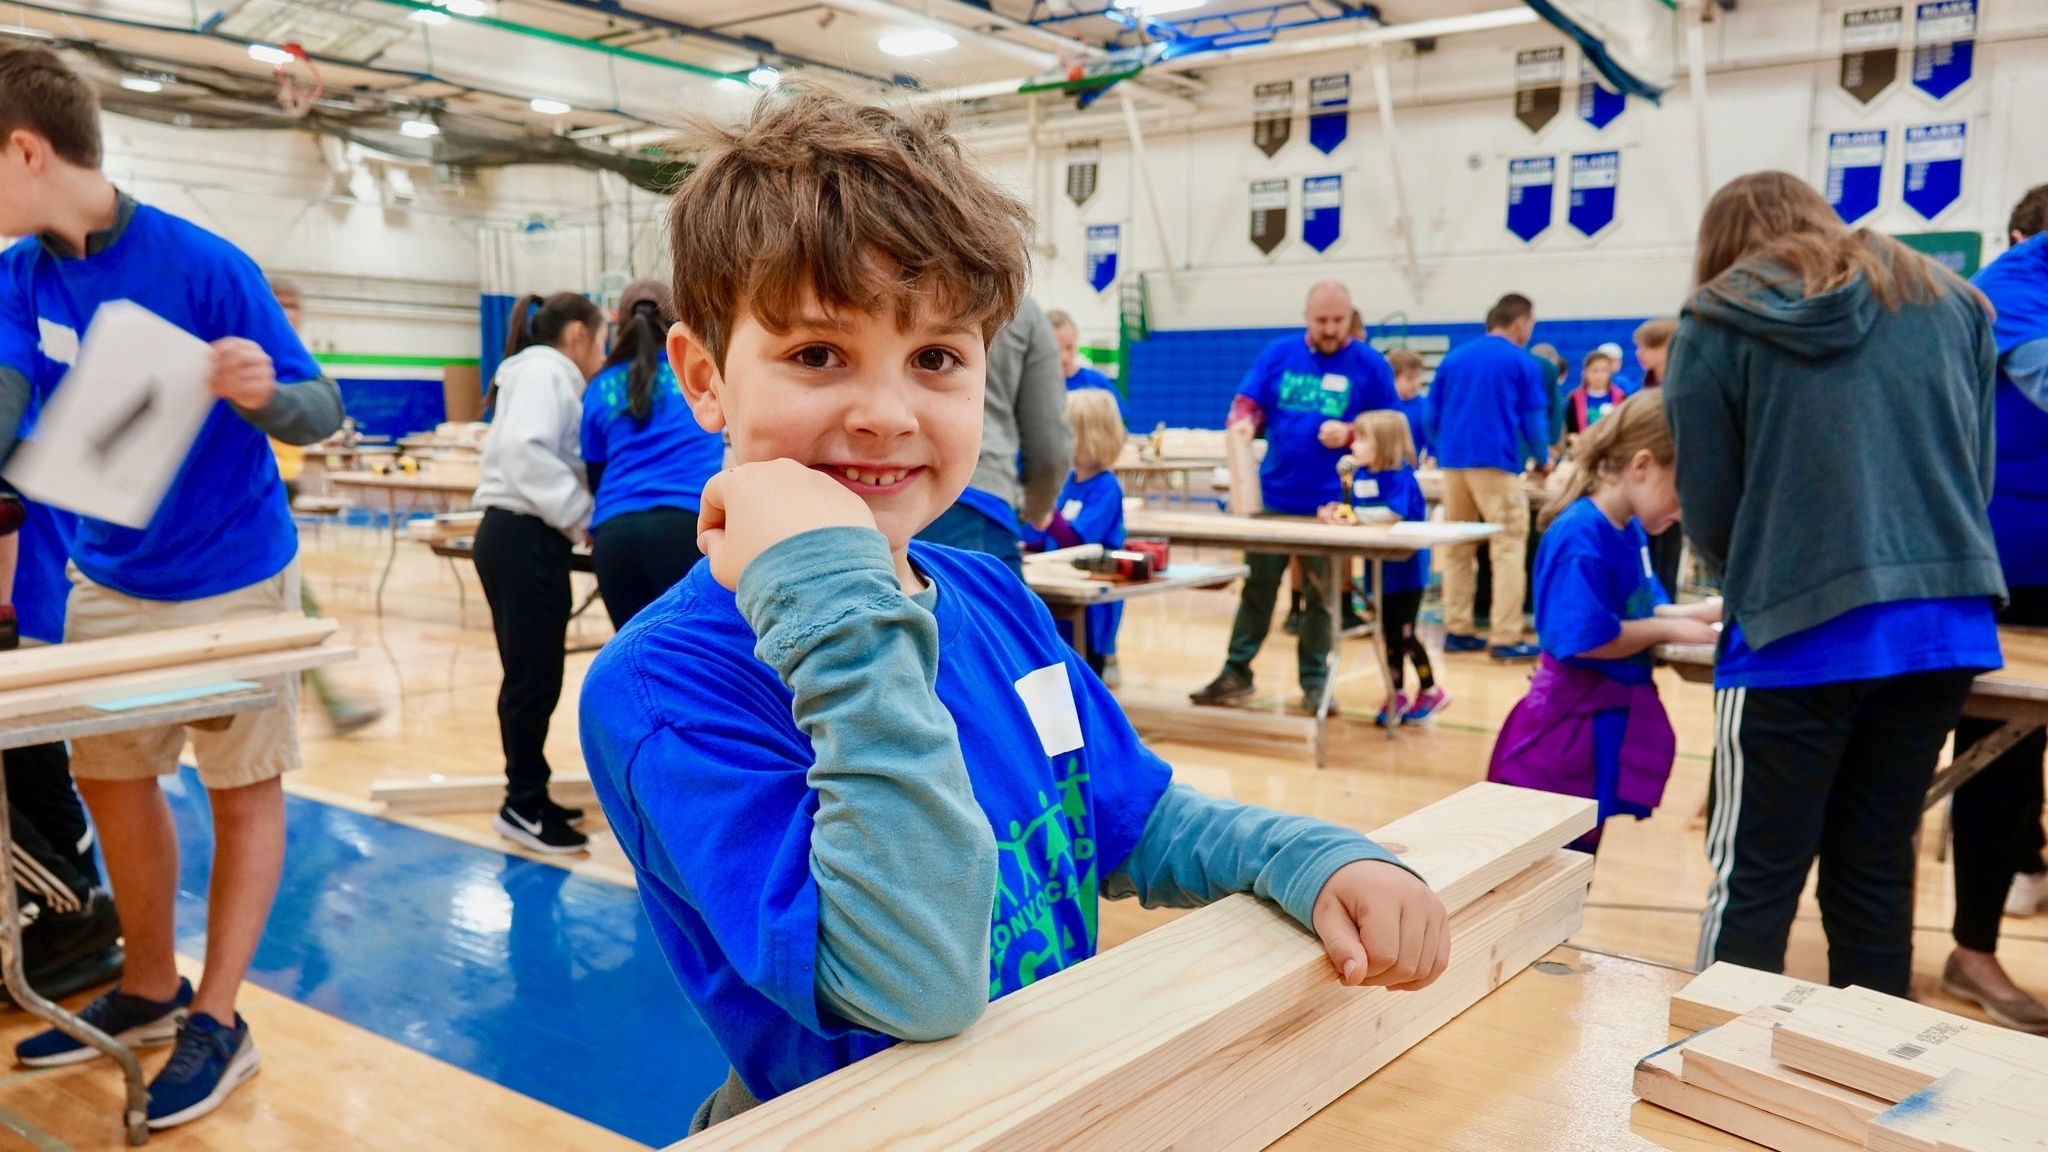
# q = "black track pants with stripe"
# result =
<box><xmin>1698</xmin><ymin>669</ymin><xmax>1977</xmax><ymax>996</ymax></box>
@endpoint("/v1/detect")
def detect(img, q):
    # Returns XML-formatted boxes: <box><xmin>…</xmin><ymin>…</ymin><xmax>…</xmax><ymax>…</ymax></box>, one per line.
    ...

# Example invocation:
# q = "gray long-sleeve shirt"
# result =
<box><xmin>971</xmin><ymin>298</ymin><xmax>1073</xmax><ymax>526</ymax></box>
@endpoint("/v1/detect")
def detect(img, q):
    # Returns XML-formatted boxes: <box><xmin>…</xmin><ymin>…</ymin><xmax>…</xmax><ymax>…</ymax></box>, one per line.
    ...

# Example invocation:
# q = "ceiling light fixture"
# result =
<box><xmin>715</xmin><ymin>77</ymin><xmax>747</xmax><ymax>91</ymax></box>
<box><xmin>119</xmin><ymin>76</ymin><xmax>164</xmax><ymax>93</ymax></box>
<box><xmin>410</xmin><ymin>8</ymin><xmax>450</xmax><ymax>23</ymax></box>
<box><xmin>1126</xmin><ymin>0</ymin><xmax>1204</xmax><ymax>14</ymax></box>
<box><xmin>878</xmin><ymin>29</ymin><xmax>958</xmax><ymax>56</ymax></box>
<box><xmin>747</xmin><ymin>64</ymin><xmax>780</xmax><ymax>88</ymax></box>
<box><xmin>529</xmin><ymin>97</ymin><xmax>570</xmax><ymax>115</ymax></box>
<box><xmin>443</xmin><ymin>0</ymin><xmax>488</xmax><ymax>16</ymax></box>
<box><xmin>400</xmin><ymin>117</ymin><xmax>441</xmax><ymax>138</ymax></box>
<box><xmin>247</xmin><ymin>43</ymin><xmax>292</xmax><ymax>65</ymax></box>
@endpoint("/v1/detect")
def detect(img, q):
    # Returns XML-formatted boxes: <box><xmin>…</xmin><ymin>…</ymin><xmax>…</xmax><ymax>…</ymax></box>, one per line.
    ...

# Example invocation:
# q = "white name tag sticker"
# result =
<box><xmin>36</xmin><ymin>318</ymin><xmax>79</xmax><ymax>366</ymax></box>
<box><xmin>1014</xmin><ymin>664</ymin><xmax>1085</xmax><ymax>757</ymax></box>
<box><xmin>1641</xmin><ymin>546</ymin><xmax>1656</xmax><ymax>580</ymax></box>
<box><xmin>1320</xmin><ymin>373</ymin><xmax>1349</xmax><ymax>393</ymax></box>
<box><xmin>1353</xmin><ymin>477</ymin><xmax>1380</xmax><ymax>500</ymax></box>
<box><xmin>1061</xmin><ymin>498</ymin><xmax>1085</xmax><ymax>521</ymax></box>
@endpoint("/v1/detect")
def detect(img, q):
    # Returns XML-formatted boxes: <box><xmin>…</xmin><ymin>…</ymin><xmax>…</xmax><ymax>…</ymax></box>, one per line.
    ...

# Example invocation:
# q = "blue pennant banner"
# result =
<box><xmin>1085</xmin><ymin>223</ymin><xmax>1120</xmax><ymax>293</ymax></box>
<box><xmin>1825</xmin><ymin>129</ymin><xmax>1887</xmax><ymax>223</ymax></box>
<box><xmin>1567</xmin><ymin>151</ymin><xmax>1619</xmax><ymax>237</ymax></box>
<box><xmin>1902</xmin><ymin>121</ymin><xmax>1965</xmax><ymax>220</ymax></box>
<box><xmin>1912</xmin><ymin>0</ymin><xmax>1975</xmax><ymax>101</ymax></box>
<box><xmin>1577</xmin><ymin>60</ymin><xmax>1624</xmax><ymax>130</ymax></box>
<box><xmin>1308</xmin><ymin>73</ymin><xmax>1350</xmax><ymax>155</ymax></box>
<box><xmin>1506</xmin><ymin>156</ymin><xmax>1555</xmax><ymax>243</ymax></box>
<box><xmin>1302</xmin><ymin>175</ymin><xmax>1342</xmax><ymax>253</ymax></box>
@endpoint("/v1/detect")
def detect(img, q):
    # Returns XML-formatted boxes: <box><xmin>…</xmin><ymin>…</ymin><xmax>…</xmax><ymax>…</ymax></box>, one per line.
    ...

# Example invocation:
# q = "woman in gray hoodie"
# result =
<box><xmin>1667</xmin><ymin>171</ymin><xmax>2005</xmax><ymax>997</ymax></box>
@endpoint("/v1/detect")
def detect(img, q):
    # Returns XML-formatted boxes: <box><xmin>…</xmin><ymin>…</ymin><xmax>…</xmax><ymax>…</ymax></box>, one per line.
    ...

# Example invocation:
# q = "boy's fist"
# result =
<box><xmin>696</xmin><ymin>459</ymin><xmax>880</xmax><ymax>590</ymax></box>
<box><xmin>210</xmin><ymin>338</ymin><xmax>278</xmax><ymax>409</ymax></box>
<box><xmin>1310</xmin><ymin>859</ymin><xmax>1451</xmax><ymax>992</ymax></box>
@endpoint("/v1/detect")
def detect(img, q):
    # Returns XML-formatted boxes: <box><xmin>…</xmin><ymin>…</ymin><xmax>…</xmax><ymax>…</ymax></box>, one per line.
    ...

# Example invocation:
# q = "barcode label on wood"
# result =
<box><xmin>1779</xmin><ymin>985</ymin><xmax>1819</xmax><ymax>1008</ymax></box>
<box><xmin>1889</xmin><ymin>1043</ymin><xmax>1928</xmax><ymax>1060</ymax></box>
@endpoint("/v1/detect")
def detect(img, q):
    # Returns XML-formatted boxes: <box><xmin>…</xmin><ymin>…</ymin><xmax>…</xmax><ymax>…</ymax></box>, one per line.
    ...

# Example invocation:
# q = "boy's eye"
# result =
<box><xmin>793</xmin><ymin>345</ymin><xmax>839</xmax><ymax>369</ymax></box>
<box><xmin>914</xmin><ymin>347</ymin><xmax>961</xmax><ymax>372</ymax></box>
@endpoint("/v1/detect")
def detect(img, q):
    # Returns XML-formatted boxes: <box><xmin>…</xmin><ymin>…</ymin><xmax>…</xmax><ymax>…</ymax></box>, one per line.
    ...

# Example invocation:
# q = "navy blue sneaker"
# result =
<box><xmin>1490</xmin><ymin>643</ymin><xmax>1542</xmax><ymax>662</ymax></box>
<box><xmin>15</xmin><ymin>978</ymin><xmax>192</xmax><ymax>1068</ymax></box>
<box><xmin>147</xmin><ymin>1012</ymin><xmax>260</xmax><ymax>1130</ymax></box>
<box><xmin>1443</xmin><ymin>633</ymin><xmax>1488</xmax><ymax>653</ymax></box>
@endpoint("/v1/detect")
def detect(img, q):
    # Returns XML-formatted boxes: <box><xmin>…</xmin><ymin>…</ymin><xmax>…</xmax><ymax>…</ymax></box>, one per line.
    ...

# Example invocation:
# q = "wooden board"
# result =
<box><xmin>1770</xmin><ymin>986</ymin><xmax>2048</xmax><ymax>1104</ymax></box>
<box><xmin>1678</xmin><ymin>1008</ymin><xmax>1888</xmax><ymax>1143</ymax></box>
<box><xmin>0</xmin><ymin>613</ymin><xmax>335</xmax><ymax>692</ymax></box>
<box><xmin>1867</xmin><ymin>1072</ymin><xmax>2011</xmax><ymax>1152</ymax></box>
<box><xmin>1669</xmin><ymin>962</ymin><xmax>1830</xmax><ymax>1032</ymax></box>
<box><xmin>371</xmin><ymin>772</ymin><xmax>597</xmax><ymax>815</ymax></box>
<box><xmin>1126</xmin><ymin>509</ymin><xmax>1497</xmax><ymax>555</ymax></box>
<box><xmin>0</xmin><ymin>643</ymin><xmax>355</xmax><ymax>721</ymax></box>
<box><xmin>1121</xmin><ymin>698</ymin><xmax>1316</xmax><ymax>757</ymax></box>
<box><xmin>1224</xmin><ymin>428</ymin><xmax>1263</xmax><ymax>516</ymax></box>
<box><xmin>674</xmin><ymin>783</ymin><xmax>1597</xmax><ymax>1152</ymax></box>
<box><xmin>1634</xmin><ymin>1036</ymin><xmax>1861</xmax><ymax>1152</ymax></box>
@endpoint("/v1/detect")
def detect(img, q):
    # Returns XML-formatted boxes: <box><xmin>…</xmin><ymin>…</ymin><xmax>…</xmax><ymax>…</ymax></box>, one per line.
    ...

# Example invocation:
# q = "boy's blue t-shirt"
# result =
<box><xmin>1348</xmin><ymin>465</ymin><xmax>1428</xmax><ymax>595</ymax></box>
<box><xmin>1235</xmin><ymin>337</ymin><xmax>1398</xmax><ymax>515</ymax></box>
<box><xmin>1426</xmin><ymin>334</ymin><xmax>1550</xmax><ymax>473</ymax></box>
<box><xmin>1533</xmin><ymin>497</ymin><xmax>1670</xmax><ymax>686</ymax></box>
<box><xmin>1021</xmin><ymin>469</ymin><xmax>1127</xmax><ymax>657</ymax></box>
<box><xmin>579</xmin><ymin>360</ymin><xmax>725</xmax><ymax>527</ymax></box>
<box><xmin>1972</xmin><ymin>233</ymin><xmax>2048</xmax><ymax>587</ymax></box>
<box><xmin>1397</xmin><ymin>394</ymin><xmax>1432</xmax><ymax>458</ymax></box>
<box><xmin>578</xmin><ymin>543</ymin><xmax>1172</xmax><ymax>1102</ymax></box>
<box><xmin>1716</xmin><ymin>598</ymin><xmax>2003</xmax><ymax>690</ymax></box>
<box><xmin>0</xmin><ymin>205</ymin><xmax>317</xmax><ymax>600</ymax></box>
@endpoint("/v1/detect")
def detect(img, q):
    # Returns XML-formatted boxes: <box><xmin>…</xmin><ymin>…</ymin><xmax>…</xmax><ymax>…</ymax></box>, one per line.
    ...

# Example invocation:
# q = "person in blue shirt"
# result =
<box><xmin>1188</xmin><ymin>280</ymin><xmax>1399</xmax><ymax>712</ymax></box>
<box><xmin>581</xmin><ymin>278</ymin><xmax>726</xmax><ymax>629</ymax></box>
<box><xmin>1667</xmin><ymin>171</ymin><xmax>2005</xmax><ymax>997</ymax></box>
<box><xmin>1489</xmin><ymin>395</ymin><xmax>1715</xmax><ymax>852</ymax></box>
<box><xmin>0</xmin><ymin>45</ymin><xmax>344</xmax><ymax>1127</ymax></box>
<box><xmin>1020</xmin><ymin>389</ymin><xmax>1127</xmax><ymax>678</ymax></box>
<box><xmin>1562</xmin><ymin>344</ymin><xmax>1632</xmax><ymax>441</ymax></box>
<box><xmin>577</xmin><ymin>91</ymin><xmax>1448</xmax><ymax>1132</ymax></box>
<box><xmin>1384</xmin><ymin>347</ymin><xmax>1433</xmax><ymax>463</ymax></box>
<box><xmin>1047</xmin><ymin>308</ymin><xmax>1125</xmax><ymax>416</ymax></box>
<box><xmin>1942</xmin><ymin>193</ymin><xmax>2048</xmax><ymax>1032</ymax></box>
<box><xmin>1319</xmin><ymin>409</ymin><xmax>1445</xmax><ymax>726</ymax></box>
<box><xmin>1425</xmin><ymin>294</ymin><xmax>1550</xmax><ymax>662</ymax></box>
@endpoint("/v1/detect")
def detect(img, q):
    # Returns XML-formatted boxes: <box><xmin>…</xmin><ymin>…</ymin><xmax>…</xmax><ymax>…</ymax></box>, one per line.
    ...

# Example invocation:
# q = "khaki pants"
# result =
<box><xmin>64</xmin><ymin>561</ymin><xmax>302</xmax><ymax>790</ymax></box>
<box><xmin>1440</xmin><ymin>468</ymin><xmax>1530</xmax><ymax>647</ymax></box>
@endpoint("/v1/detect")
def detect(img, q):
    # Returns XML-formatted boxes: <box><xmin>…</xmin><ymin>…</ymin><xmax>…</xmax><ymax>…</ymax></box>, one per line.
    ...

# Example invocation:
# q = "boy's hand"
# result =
<box><xmin>210</xmin><ymin>338</ymin><xmax>278</xmax><ymax>409</ymax></box>
<box><xmin>1310</xmin><ymin>859</ymin><xmax>1450</xmax><ymax>991</ymax></box>
<box><xmin>1655</xmin><ymin>597</ymin><xmax>1723</xmax><ymax>625</ymax></box>
<box><xmin>696</xmin><ymin>460</ymin><xmax>879</xmax><ymax>590</ymax></box>
<box><xmin>1314</xmin><ymin>502</ymin><xmax>1344</xmax><ymax>524</ymax></box>
<box><xmin>1316</xmin><ymin>420</ymin><xmax>1351</xmax><ymax>448</ymax></box>
<box><xmin>1657</xmin><ymin>616</ymin><xmax>1720</xmax><ymax>645</ymax></box>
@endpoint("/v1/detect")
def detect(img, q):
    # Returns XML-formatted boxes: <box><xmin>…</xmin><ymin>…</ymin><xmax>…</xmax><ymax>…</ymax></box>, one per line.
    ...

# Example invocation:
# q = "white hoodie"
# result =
<box><xmin>474</xmin><ymin>345</ymin><xmax>591</xmax><ymax>537</ymax></box>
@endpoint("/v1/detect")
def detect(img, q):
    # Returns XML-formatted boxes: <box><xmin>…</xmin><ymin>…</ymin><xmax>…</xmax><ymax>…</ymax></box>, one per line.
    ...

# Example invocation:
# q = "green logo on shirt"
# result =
<box><xmin>1276</xmin><ymin>371</ymin><xmax>1348</xmax><ymax>418</ymax></box>
<box><xmin>988</xmin><ymin>755</ymin><xmax>1097</xmax><ymax>995</ymax></box>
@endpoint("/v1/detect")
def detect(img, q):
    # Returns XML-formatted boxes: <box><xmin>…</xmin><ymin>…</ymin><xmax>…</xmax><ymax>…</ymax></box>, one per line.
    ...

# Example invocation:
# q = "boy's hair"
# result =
<box><xmin>1386</xmin><ymin>347</ymin><xmax>1425</xmax><ymax>377</ymax></box>
<box><xmin>1485</xmin><ymin>293</ymin><xmax>1534</xmax><ymax>331</ymax></box>
<box><xmin>1632</xmin><ymin>317</ymin><xmax>1679</xmax><ymax>350</ymax></box>
<box><xmin>1527</xmin><ymin>342</ymin><xmax>1567</xmax><ymax>375</ymax></box>
<box><xmin>0</xmin><ymin>44</ymin><xmax>102</xmax><ymax>168</ymax></box>
<box><xmin>1582</xmin><ymin>346</ymin><xmax>1616</xmax><ymax>367</ymax></box>
<box><xmin>1045</xmin><ymin>308</ymin><xmax>1077</xmax><ymax>335</ymax></box>
<box><xmin>1539</xmin><ymin>391</ymin><xmax>1673</xmax><ymax>530</ymax></box>
<box><xmin>2010</xmin><ymin>183</ymin><xmax>2048</xmax><ymax>241</ymax></box>
<box><xmin>666</xmin><ymin>88</ymin><xmax>1031</xmax><ymax>370</ymax></box>
<box><xmin>1349</xmin><ymin>408</ymin><xmax>1416</xmax><ymax>473</ymax></box>
<box><xmin>1065</xmin><ymin>388</ymin><xmax>1126</xmax><ymax>472</ymax></box>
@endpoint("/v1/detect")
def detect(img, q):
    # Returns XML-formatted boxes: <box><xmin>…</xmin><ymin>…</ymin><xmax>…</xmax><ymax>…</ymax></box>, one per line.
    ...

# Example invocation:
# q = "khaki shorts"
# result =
<box><xmin>64</xmin><ymin>560</ymin><xmax>303</xmax><ymax>790</ymax></box>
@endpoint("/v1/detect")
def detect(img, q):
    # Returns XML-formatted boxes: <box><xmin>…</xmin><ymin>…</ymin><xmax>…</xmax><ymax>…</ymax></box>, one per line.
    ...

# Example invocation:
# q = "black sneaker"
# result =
<box><xmin>23</xmin><ymin>888</ymin><xmax>122</xmax><ymax>985</ymax></box>
<box><xmin>1190</xmin><ymin>668</ymin><xmax>1256</xmax><ymax>707</ymax></box>
<box><xmin>543</xmin><ymin>798</ymin><xmax>587</xmax><ymax>828</ymax></box>
<box><xmin>494</xmin><ymin>801</ymin><xmax>589</xmax><ymax>855</ymax></box>
<box><xmin>1282</xmin><ymin>606</ymin><xmax>1304</xmax><ymax>636</ymax></box>
<box><xmin>1340</xmin><ymin>611</ymin><xmax>1372</xmax><ymax>636</ymax></box>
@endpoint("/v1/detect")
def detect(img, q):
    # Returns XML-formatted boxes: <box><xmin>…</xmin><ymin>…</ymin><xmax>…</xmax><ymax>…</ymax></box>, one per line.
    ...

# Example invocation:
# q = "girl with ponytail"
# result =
<box><xmin>1489</xmin><ymin>391</ymin><xmax>1718</xmax><ymax>851</ymax></box>
<box><xmin>579</xmin><ymin>278</ymin><xmax>727</xmax><ymax>629</ymax></box>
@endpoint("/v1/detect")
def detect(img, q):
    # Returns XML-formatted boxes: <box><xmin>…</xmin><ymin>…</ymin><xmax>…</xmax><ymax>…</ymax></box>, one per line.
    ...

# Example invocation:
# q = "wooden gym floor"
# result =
<box><xmin>0</xmin><ymin>521</ymin><xmax>2041</xmax><ymax>1151</ymax></box>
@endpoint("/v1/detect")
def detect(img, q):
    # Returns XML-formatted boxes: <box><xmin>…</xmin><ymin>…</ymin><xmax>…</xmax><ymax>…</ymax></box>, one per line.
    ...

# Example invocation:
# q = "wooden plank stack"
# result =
<box><xmin>670</xmin><ymin>782</ymin><xmax>1598</xmax><ymax>1152</ymax></box>
<box><xmin>1636</xmin><ymin>962</ymin><xmax>2048</xmax><ymax>1151</ymax></box>
<box><xmin>0</xmin><ymin>613</ymin><xmax>353</xmax><ymax>721</ymax></box>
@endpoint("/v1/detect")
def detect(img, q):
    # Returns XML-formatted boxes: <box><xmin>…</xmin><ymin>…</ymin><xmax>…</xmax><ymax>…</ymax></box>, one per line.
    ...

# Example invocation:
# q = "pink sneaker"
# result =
<box><xmin>1374</xmin><ymin>692</ymin><xmax>1412</xmax><ymax>727</ymax></box>
<box><xmin>1404</xmin><ymin>685</ymin><xmax>1451</xmax><ymax>722</ymax></box>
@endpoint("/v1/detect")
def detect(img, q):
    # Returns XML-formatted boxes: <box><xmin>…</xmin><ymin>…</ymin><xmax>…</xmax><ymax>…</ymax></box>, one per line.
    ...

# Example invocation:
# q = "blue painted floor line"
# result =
<box><xmin>161</xmin><ymin>769</ymin><xmax>724</xmax><ymax>1147</ymax></box>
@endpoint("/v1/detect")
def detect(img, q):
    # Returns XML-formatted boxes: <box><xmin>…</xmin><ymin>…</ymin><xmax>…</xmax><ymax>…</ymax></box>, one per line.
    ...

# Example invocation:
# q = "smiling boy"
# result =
<box><xmin>577</xmin><ymin>92</ymin><xmax>1451</xmax><ymax>1131</ymax></box>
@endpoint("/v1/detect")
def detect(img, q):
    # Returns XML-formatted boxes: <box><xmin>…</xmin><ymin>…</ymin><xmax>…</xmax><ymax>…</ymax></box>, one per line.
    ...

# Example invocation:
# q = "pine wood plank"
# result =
<box><xmin>674</xmin><ymin>783</ymin><xmax>1596</xmax><ymax>1152</ymax></box>
<box><xmin>1669</xmin><ymin>962</ymin><xmax>1829</xmax><ymax>1032</ymax></box>
<box><xmin>371</xmin><ymin>772</ymin><xmax>598</xmax><ymax>815</ymax></box>
<box><xmin>1634</xmin><ymin>1034</ymin><xmax>1860</xmax><ymax>1152</ymax></box>
<box><xmin>1867</xmin><ymin>1071</ymin><xmax>2011</xmax><ymax>1152</ymax></box>
<box><xmin>1120</xmin><ymin>697</ymin><xmax>1317</xmax><ymax>757</ymax></box>
<box><xmin>0</xmin><ymin>643</ymin><xmax>356</xmax><ymax>721</ymax></box>
<box><xmin>1770</xmin><ymin>986</ymin><xmax>2048</xmax><ymax>1104</ymax></box>
<box><xmin>0</xmin><ymin>613</ymin><xmax>335</xmax><ymax>691</ymax></box>
<box><xmin>1676</xmin><ymin>1008</ymin><xmax>1887</xmax><ymax>1143</ymax></box>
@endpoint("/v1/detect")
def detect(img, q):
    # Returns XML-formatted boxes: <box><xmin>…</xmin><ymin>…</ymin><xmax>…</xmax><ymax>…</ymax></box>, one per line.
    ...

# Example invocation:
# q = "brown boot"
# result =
<box><xmin>1940</xmin><ymin>951</ymin><xmax>2048</xmax><ymax>1035</ymax></box>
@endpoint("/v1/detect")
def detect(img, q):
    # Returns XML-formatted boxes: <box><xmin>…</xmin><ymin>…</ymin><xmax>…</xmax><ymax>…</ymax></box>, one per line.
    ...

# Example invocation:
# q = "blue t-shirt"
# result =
<box><xmin>1020</xmin><ymin>469</ymin><xmax>1127</xmax><ymax>657</ymax></box>
<box><xmin>1972</xmin><ymin>234</ymin><xmax>2048</xmax><ymax>588</ymax></box>
<box><xmin>1425</xmin><ymin>334</ymin><xmax>1551</xmax><ymax>473</ymax></box>
<box><xmin>579</xmin><ymin>361</ymin><xmax>725</xmax><ymax>527</ymax></box>
<box><xmin>1533</xmin><ymin>497</ymin><xmax>1670</xmax><ymax>686</ymax></box>
<box><xmin>1066</xmin><ymin>364</ymin><xmax>1122</xmax><ymax>403</ymax></box>
<box><xmin>1348</xmin><ymin>465</ymin><xmax>1428</xmax><ymax>595</ymax></box>
<box><xmin>14</xmin><ymin>500</ymin><xmax>74</xmax><ymax>644</ymax></box>
<box><xmin>1716</xmin><ymin>598</ymin><xmax>2003</xmax><ymax>690</ymax></box>
<box><xmin>0</xmin><ymin>204</ymin><xmax>317</xmax><ymax>600</ymax></box>
<box><xmin>1236</xmin><ymin>337</ymin><xmax>1398</xmax><ymax>515</ymax></box>
<box><xmin>1397</xmin><ymin>394</ymin><xmax>1432</xmax><ymax>459</ymax></box>
<box><xmin>578</xmin><ymin>543</ymin><xmax>1172</xmax><ymax>1101</ymax></box>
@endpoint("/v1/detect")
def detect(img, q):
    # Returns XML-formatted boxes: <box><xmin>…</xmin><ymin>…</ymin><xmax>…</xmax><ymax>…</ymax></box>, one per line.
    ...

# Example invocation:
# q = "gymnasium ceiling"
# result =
<box><xmin>2</xmin><ymin>1</ymin><xmax>1539</xmax><ymax>184</ymax></box>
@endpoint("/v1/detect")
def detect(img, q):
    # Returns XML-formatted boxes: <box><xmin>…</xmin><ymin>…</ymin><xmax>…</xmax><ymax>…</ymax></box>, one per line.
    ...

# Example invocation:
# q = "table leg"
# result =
<box><xmin>0</xmin><ymin>780</ymin><xmax>150</xmax><ymax>1145</ymax></box>
<box><xmin>1314</xmin><ymin>554</ymin><xmax>1342</xmax><ymax>767</ymax></box>
<box><xmin>1071</xmin><ymin>606</ymin><xmax>1091</xmax><ymax>667</ymax></box>
<box><xmin>1923</xmin><ymin>720</ymin><xmax>2043</xmax><ymax>809</ymax></box>
<box><xmin>374</xmin><ymin>490</ymin><xmax>400</xmax><ymax>615</ymax></box>
<box><xmin>1371</xmin><ymin>557</ymin><xmax>1400</xmax><ymax>736</ymax></box>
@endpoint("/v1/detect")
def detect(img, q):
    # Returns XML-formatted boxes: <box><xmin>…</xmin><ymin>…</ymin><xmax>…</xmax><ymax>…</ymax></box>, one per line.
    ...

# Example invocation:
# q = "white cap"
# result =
<box><xmin>1592</xmin><ymin>341</ymin><xmax>1624</xmax><ymax>362</ymax></box>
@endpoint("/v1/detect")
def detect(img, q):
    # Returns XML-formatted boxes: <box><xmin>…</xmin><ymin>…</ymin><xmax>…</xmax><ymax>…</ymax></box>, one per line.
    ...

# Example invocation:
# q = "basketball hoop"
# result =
<box><xmin>274</xmin><ymin>42</ymin><xmax>322</xmax><ymax>118</ymax></box>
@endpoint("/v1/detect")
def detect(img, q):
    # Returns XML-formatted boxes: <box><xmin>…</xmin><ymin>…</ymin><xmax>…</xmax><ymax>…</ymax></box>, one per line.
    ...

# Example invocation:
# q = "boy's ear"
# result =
<box><xmin>668</xmin><ymin>322</ymin><xmax>727</xmax><ymax>434</ymax></box>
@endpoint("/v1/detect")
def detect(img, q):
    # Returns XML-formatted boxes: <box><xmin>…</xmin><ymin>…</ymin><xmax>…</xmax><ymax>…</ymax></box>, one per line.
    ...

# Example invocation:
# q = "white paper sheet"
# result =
<box><xmin>5</xmin><ymin>301</ymin><xmax>215</xmax><ymax>528</ymax></box>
